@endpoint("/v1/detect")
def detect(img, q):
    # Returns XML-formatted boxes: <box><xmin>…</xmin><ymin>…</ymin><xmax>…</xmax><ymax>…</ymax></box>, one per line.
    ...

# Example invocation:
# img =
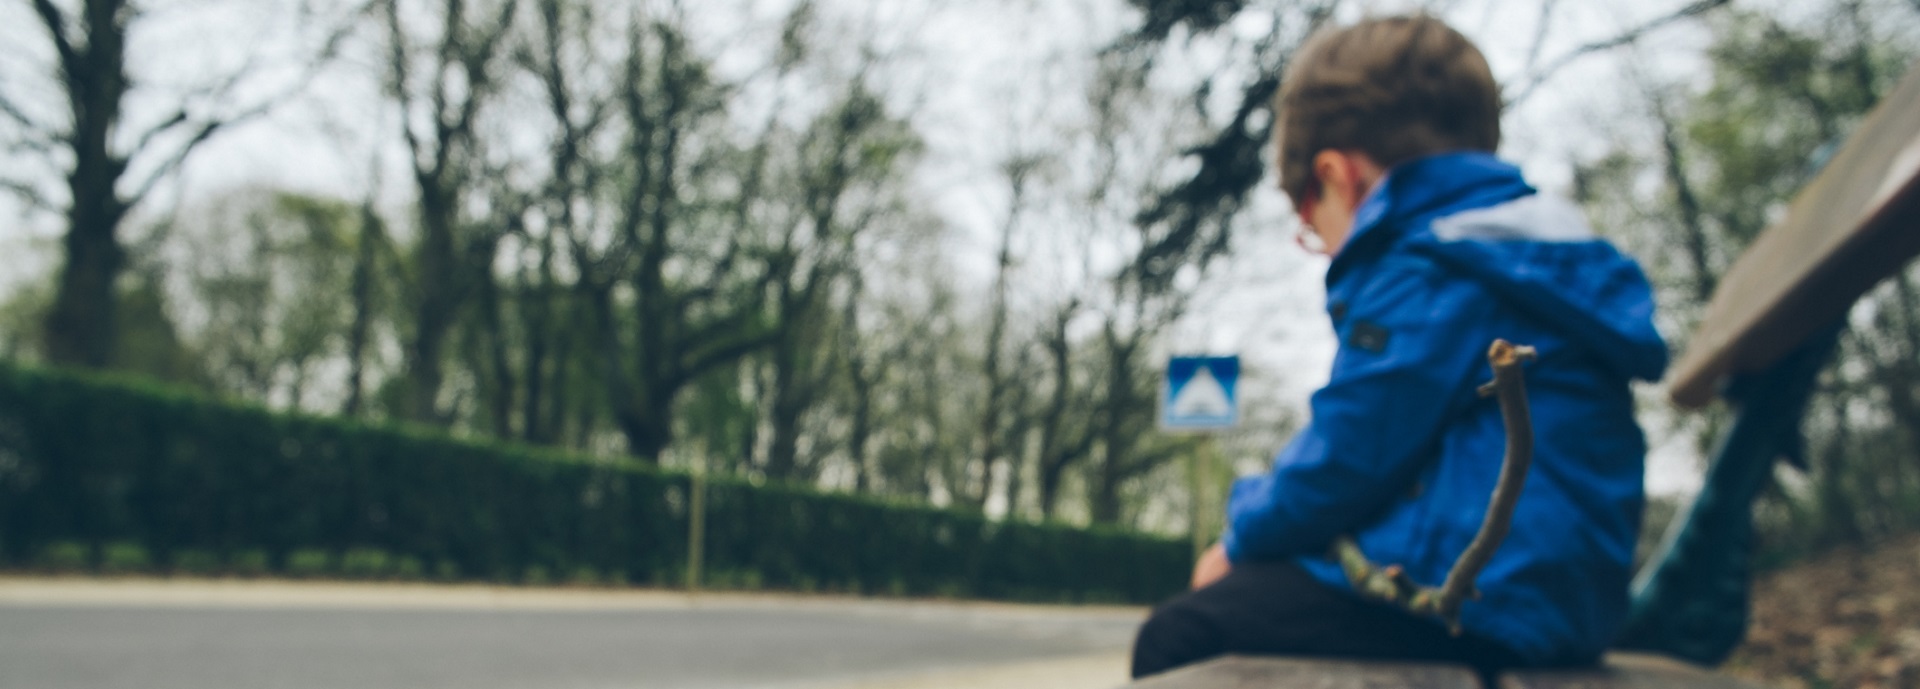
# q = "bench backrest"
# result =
<box><xmin>1666</xmin><ymin>61</ymin><xmax>1920</xmax><ymax>407</ymax></box>
<box><xmin>1618</xmin><ymin>59</ymin><xmax>1920</xmax><ymax>667</ymax></box>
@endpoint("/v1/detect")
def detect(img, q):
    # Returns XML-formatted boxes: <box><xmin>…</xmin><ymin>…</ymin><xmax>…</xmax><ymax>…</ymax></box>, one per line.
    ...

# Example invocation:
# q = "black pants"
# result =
<box><xmin>1130</xmin><ymin>560</ymin><xmax>1524</xmax><ymax>679</ymax></box>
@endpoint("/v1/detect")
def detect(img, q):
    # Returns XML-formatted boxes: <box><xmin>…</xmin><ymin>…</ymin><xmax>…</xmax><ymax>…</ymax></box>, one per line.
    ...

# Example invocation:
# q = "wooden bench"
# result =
<box><xmin>1125</xmin><ymin>654</ymin><xmax>1762</xmax><ymax>689</ymax></box>
<box><xmin>1125</xmin><ymin>657</ymin><xmax>1479</xmax><ymax>689</ymax></box>
<box><xmin>1499</xmin><ymin>654</ymin><xmax>1764</xmax><ymax>689</ymax></box>
<box><xmin>1119</xmin><ymin>60</ymin><xmax>1920</xmax><ymax>689</ymax></box>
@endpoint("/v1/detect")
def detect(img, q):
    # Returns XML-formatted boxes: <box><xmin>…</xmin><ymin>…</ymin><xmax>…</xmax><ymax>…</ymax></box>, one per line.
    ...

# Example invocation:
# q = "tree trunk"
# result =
<box><xmin>342</xmin><ymin>200</ymin><xmax>380</xmax><ymax>417</ymax></box>
<box><xmin>475</xmin><ymin>250</ymin><xmax>515</xmax><ymax>438</ymax></box>
<box><xmin>848</xmin><ymin>350</ymin><xmax>876</xmax><ymax>493</ymax></box>
<box><xmin>1090</xmin><ymin>327</ymin><xmax>1137</xmax><ymax>525</ymax></box>
<box><xmin>1035</xmin><ymin>302</ymin><xmax>1086</xmax><ymax>519</ymax></box>
<box><xmin>1038</xmin><ymin>465</ymin><xmax>1068</xmax><ymax>519</ymax></box>
<box><xmin>1653</xmin><ymin>93</ymin><xmax>1717</xmax><ymax>307</ymax></box>
<box><xmin>997</xmin><ymin>348</ymin><xmax>1037</xmax><ymax>518</ymax></box>
<box><xmin>765</xmin><ymin>346</ymin><xmax>805</xmax><ymax>479</ymax></box>
<box><xmin>972</xmin><ymin>265</ymin><xmax>1011</xmax><ymax>510</ymax></box>
<box><xmin>405</xmin><ymin>186</ymin><xmax>460</xmax><ymax>423</ymax></box>
<box><xmin>41</xmin><ymin>0</ymin><xmax>133</xmax><ymax>369</ymax></box>
<box><xmin>520</xmin><ymin>233</ymin><xmax>555</xmax><ymax>443</ymax></box>
<box><xmin>585</xmin><ymin>275</ymin><xmax>669</xmax><ymax>465</ymax></box>
<box><xmin>615</xmin><ymin>392</ymin><xmax>673</xmax><ymax>463</ymax></box>
<box><xmin>46</xmin><ymin>198</ymin><xmax>128</xmax><ymax>367</ymax></box>
<box><xmin>540</xmin><ymin>298</ymin><xmax>577</xmax><ymax>447</ymax></box>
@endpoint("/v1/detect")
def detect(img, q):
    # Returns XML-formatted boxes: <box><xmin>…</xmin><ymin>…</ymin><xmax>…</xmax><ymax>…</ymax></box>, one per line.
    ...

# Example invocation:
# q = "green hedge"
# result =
<box><xmin>0</xmin><ymin>363</ymin><xmax>1186</xmax><ymax>603</ymax></box>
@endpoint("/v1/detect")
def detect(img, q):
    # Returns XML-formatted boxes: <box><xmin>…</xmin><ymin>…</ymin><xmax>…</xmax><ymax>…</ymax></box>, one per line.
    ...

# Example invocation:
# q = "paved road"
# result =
<box><xmin>0</xmin><ymin>580</ymin><xmax>1142</xmax><ymax>689</ymax></box>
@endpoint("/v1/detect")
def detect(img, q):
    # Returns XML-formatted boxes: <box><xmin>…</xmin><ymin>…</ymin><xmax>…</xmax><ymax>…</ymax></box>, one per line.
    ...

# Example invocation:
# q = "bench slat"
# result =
<box><xmin>1124</xmin><ymin>655</ymin><xmax>1481</xmax><ymax>689</ymax></box>
<box><xmin>1498</xmin><ymin>653</ymin><xmax>1767</xmax><ymax>689</ymax></box>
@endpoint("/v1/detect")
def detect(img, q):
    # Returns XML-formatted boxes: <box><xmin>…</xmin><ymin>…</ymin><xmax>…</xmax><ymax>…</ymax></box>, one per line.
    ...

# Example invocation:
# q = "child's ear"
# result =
<box><xmin>1312</xmin><ymin>150</ymin><xmax>1361</xmax><ymax>209</ymax></box>
<box><xmin>1312</xmin><ymin>150</ymin><xmax>1384</xmax><ymax>210</ymax></box>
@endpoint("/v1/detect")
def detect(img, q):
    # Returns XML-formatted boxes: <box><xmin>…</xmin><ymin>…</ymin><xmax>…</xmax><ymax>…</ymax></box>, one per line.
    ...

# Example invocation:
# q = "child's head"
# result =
<box><xmin>1276</xmin><ymin>15</ymin><xmax>1501</xmax><ymax>253</ymax></box>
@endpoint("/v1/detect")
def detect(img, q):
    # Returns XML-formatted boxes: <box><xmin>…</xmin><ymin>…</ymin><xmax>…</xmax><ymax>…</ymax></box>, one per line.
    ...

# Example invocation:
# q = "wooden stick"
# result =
<box><xmin>1333</xmin><ymin>339</ymin><xmax>1537</xmax><ymax>634</ymax></box>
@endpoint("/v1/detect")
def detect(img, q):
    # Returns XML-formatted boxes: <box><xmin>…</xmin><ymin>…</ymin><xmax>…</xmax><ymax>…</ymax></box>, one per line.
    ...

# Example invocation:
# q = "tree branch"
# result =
<box><xmin>441</xmin><ymin>0</ymin><xmax>519</xmax><ymax>165</ymax></box>
<box><xmin>1334</xmin><ymin>339</ymin><xmax>1537</xmax><ymax>635</ymax></box>
<box><xmin>674</xmin><ymin>326</ymin><xmax>778</xmax><ymax>390</ymax></box>
<box><xmin>384</xmin><ymin>0</ymin><xmax>431</xmax><ymax>170</ymax></box>
<box><xmin>122</xmin><ymin>1</ymin><xmax>364</xmax><ymax>207</ymax></box>
<box><xmin>1505</xmin><ymin>0</ymin><xmax>1731</xmax><ymax>107</ymax></box>
<box><xmin>124</xmin><ymin>47</ymin><xmax>260</xmax><ymax>157</ymax></box>
<box><xmin>5</xmin><ymin>132</ymin><xmax>57</xmax><ymax>158</ymax></box>
<box><xmin>29</xmin><ymin>0</ymin><xmax>78</xmax><ymax>75</ymax></box>
<box><xmin>0</xmin><ymin>86</ymin><xmax>47</xmax><ymax>134</ymax></box>
<box><xmin>0</xmin><ymin>177</ymin><xmax>55</xmax><ymax>212</ymax></box>
<box><xmin>1522</xmin><ymin>0</ymin><xmax>1560</xmax><ymax>78</ymax></box>
<box><xmin>122</xmin><ymin>116</ymin><xmax>222</xmax><ymax>207</ymax></box>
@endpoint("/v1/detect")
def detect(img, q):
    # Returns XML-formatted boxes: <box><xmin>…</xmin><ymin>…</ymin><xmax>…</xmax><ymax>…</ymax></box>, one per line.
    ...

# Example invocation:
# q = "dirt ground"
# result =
<box><xmin>1724</xmin><ymin>533</ymin><xmax>1920</xmax><ymax>689</ymax></box>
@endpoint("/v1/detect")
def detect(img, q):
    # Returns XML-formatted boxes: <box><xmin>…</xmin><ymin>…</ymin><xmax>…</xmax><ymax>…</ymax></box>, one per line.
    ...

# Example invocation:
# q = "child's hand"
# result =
<box><xmin>1190</xmin><ymin>542</ymin><xmax>1231</xmax><ymax>589</ymax></box>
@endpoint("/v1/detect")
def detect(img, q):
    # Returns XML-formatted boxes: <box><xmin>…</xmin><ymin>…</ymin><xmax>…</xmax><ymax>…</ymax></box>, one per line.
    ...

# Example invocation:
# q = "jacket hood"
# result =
<box><xmin>1336</xmin><ymin>153</ymin><xmax>1669</xmax><ymax>381</ymax></box>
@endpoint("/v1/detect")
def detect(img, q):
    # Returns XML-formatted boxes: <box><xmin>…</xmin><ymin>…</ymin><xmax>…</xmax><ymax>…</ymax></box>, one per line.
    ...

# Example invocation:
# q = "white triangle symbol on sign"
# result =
<box><xmin>1171</xmin><ymin>365</ymin><xmax>1232</xmax><ymax>418</ymax></box>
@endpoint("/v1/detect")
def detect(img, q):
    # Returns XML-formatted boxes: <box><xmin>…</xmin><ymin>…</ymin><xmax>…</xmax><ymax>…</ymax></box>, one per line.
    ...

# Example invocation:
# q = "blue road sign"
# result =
<box><xmin>1163</xmin><ymin>356</ymin><xmax>1239</xmax><ymax>430</ymax></box>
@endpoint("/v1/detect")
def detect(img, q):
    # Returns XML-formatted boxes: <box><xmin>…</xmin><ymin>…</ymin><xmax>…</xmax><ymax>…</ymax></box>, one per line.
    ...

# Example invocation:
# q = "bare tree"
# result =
<box><xmin>341</xmin><ymin>193</ymin><xmax>388</xmax><ymax>417</ymax></box>
<box><xmin>954</xmin><ymin>153</ymin><xmax>1043</xmax><ymax>508</ymax></box>
<box><xmin>510</xmin><ymin>0</ymin><xmax>613</xmax><ymax>445</ymax></box>
<box><xmin>840</xmin><ymin>274</ymin><xmax>887</xmax><ymax>493</ymax></box>
<box><xmin>11</xmin><ymin>0</ymin><xmax>344</xmax><ymax>368</ymax></box>
<box><xmin>761</xmin><ymin>78</ymin><xmax>915</xmax><ymax>482</ymax></box>
<box><xmin>1088</xmin><ymin>299</ymin><xmax>1192</xmax><ymax>525</ymax></box>
<box><xmin>461</xmin><ymin>172</ymin><xmax>529</xmax><ymax>437</ymax></box>
<box><xmin>381</xmin><ymin>0</ymin><xmax>521</xmax><ymax>424</ymax></box>
<box><xmin>1647</xmin><ymin>86</ymin><xmax>1717</xmax><ymax>306</ymax></box>
<box><xmin>1034</xmin><ymin>299</ymin><xmax>1096</xmax><ymax>518</ymax></box>
<box><xmin>580</xmin><ymin>14</ymin><xmax>778</xmax><ymax>463</ymax></box>
<box><xmin>1504</xmin><ymin>0</ymin><xmax>1734</xmax><ymax>107</ymax></box>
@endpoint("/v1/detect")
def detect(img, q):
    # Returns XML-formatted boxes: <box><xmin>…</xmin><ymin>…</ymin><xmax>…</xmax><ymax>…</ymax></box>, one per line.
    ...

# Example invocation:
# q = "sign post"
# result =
<box><xmin>1163</xmin><ymin>356</ymin><xmax>1240</xmax><ymax>559</ymax></box>
<box><xmin>687</xmin><ymin>455</ymin><xmax>706</xmax><ymax>592</ymax></box>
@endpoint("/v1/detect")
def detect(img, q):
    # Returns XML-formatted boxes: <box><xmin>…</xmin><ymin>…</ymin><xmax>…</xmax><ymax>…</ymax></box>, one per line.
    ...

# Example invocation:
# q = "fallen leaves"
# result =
<box><xmin>1724</xmin><ymin>533</ymin><xmax>1920</xmax><ymax>688</ymax></box>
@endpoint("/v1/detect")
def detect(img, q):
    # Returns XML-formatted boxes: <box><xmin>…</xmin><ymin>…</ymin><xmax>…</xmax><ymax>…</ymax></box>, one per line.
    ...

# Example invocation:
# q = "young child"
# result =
<box><xmin>1130</xmin><ymin>14</ymin><xmax>1667</xmax><ymax>678</ymax></box>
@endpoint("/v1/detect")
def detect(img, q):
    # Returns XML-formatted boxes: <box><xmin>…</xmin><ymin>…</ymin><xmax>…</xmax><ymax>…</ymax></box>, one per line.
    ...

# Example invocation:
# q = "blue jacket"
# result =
<box><xmin>1221</xmin><ymin>152</ymin><xmax>1667</xmax><ymax>665</ymax></box>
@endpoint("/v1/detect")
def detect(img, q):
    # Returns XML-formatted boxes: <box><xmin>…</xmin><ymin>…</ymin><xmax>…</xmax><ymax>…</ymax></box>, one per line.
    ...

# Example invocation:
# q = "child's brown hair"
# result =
<box><xmin>1275</xmin><ymin>15</ymin><xmax>1502</xmax><ymax>206</ymax></box>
